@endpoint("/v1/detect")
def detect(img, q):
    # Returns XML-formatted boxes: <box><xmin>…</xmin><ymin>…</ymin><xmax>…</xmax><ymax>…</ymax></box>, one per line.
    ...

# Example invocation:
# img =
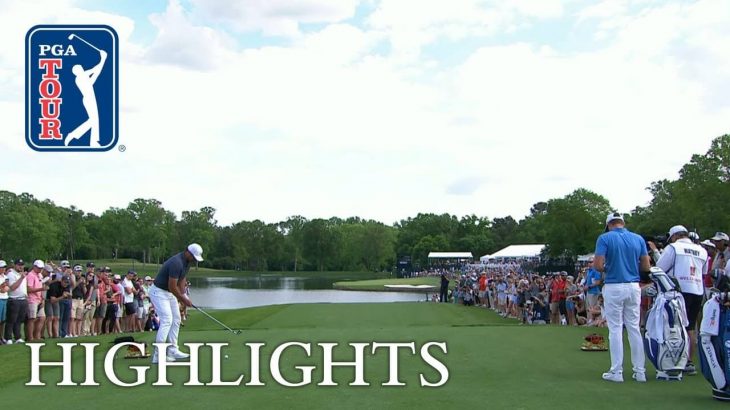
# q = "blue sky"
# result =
<box><xmin>1</xmin><ymin>0</ymin><xmax>728</xmax><ymax>226</ymax></box>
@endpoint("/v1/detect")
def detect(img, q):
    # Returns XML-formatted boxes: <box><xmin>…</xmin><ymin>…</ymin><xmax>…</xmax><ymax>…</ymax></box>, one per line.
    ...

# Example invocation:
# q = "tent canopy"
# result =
<box><xmin>481</xmin><ymin>244</ymin><xmax>545</xmax><ymax>261</ymax></box>
<box><xmin>428</xmin><ymin>252</ymin><xmax>473</xmax><ymax>259</ymax></box>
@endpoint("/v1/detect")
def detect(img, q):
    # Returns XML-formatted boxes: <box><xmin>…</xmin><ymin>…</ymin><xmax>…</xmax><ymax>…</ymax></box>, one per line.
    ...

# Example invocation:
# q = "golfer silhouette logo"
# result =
<box><xmin>25</xmin><ymin>25</ymin><xmax>119</xmax><ymax>152</ymax></box>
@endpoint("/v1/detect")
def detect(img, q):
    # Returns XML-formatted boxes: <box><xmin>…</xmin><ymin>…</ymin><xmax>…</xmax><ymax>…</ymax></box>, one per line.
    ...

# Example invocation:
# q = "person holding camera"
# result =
<box><xmin>655</xmin><ymin>225</ymin><xmax>708</xmax><ymax>376</ymax></box>
<box><xmin>594</xmin><ymin>213</ymin><xmax>650</xmax><ymax>383</ymax></box>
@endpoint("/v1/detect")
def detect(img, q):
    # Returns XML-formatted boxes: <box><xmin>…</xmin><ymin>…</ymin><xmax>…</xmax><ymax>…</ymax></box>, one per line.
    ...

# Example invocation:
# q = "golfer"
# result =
<box><xmin>149</xmin><ymin>243</ymin><xmax>203</xmax><ymax>363</ymax></box>
<box><xmin>594</xmin><ymin>213</ymin><xmax>650</xmax><ymax>383</ymax></box>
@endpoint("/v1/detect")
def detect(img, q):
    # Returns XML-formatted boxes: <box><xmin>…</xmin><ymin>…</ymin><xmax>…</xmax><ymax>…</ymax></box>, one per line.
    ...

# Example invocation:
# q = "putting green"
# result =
<box><xmin>0</xmin><ymin>303</ymin><xmax>720</xmax><ymax>410</ymax></box>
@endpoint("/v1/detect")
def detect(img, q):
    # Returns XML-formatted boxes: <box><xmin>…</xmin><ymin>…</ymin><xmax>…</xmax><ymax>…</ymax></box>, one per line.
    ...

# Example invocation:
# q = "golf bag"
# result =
<box><xmin>698</xmin><ymin>269</ymin><xmax>730</xmax><ymax>401</ymax></box>
<box><xmin>643</xmin><ymin>267</ymin><xmax>689</xmax><ymax>380</ymax></box>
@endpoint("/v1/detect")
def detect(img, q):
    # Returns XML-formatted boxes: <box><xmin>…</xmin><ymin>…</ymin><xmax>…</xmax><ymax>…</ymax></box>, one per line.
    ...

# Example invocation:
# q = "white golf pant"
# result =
<box><xmin>148</xmin><ymin>285</ymin><xmax>181</xmax><ymax>355</ymax></box>
<box><xmin>603</xmin><ymin>283</ymin><xmax>645</xmax><ymax>374</ymax></box>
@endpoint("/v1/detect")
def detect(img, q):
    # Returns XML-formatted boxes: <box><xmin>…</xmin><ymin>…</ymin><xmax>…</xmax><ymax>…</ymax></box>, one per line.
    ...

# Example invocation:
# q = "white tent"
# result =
<box><xmin>480</xmin><ymin>244</ymin><xmax>545</xmax><ymax>261</ymax></box>
<box><xmin>428</xmin><ymin>252</ymin><xmax>473</xmax><ymax>259</ymax></box>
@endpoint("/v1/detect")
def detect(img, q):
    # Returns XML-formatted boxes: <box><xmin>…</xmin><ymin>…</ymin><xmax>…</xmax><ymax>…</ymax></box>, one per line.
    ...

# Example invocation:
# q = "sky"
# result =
<box><xmin>1</xmin><ymin>0</ymin><xmax>728</xmax><ymax>226</ymax></box>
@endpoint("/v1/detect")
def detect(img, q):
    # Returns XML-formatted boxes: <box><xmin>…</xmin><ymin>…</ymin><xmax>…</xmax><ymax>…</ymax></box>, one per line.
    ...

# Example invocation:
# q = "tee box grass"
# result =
<box><xmin>0</xmin><ymin>303</ymin><xmax>720</xmax><ymax>410</ymax></box>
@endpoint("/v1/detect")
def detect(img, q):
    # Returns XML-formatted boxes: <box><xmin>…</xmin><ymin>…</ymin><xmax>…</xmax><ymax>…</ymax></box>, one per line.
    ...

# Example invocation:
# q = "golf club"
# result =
<box><xmin>68</xmin><ymin>33</ymin><xmax>102</xmax><ymax>53</ymax></box>
<box><xmin>192</xmin><ymin>304</ymin><xmax>242</xmax><ymax>335</ymax></box>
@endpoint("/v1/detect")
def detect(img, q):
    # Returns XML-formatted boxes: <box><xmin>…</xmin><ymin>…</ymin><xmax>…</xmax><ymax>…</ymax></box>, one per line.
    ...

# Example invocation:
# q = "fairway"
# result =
<box><xmin>0</xmin><ymin>303</ymin><xmax>721</xmax><ymax>410</ymax></box>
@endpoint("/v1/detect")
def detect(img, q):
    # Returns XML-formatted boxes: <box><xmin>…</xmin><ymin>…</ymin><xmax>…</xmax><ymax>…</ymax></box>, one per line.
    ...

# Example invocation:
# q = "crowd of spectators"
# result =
<box><xmin>0</xmin><ymin>259</ymin><xmax>165</xmax><ymax>345</ymax></box>
<box><xmin>420</xmin><ymin>230</ymin><xmax>728</xmax><ymax>329</ymax></box>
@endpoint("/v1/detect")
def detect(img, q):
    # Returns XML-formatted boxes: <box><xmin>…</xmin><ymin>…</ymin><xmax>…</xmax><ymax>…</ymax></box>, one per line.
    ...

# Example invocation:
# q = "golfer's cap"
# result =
<box><xmin>605</xmin><ymin>212</ymin><xmax>624</xmax><ymax>226</ymax></box>
<box><xmin>60</xmin><ymin>260</ymin><xmax>70</xmax><ymax>268</ymax></box>
<box><xmin>711</xmin><ymin>232</ymin><xmax>730</xmax><ymax>241</ymax></box>
<box><xmin>15</xmin><ymin>259</ymin><xmax>24</xmax><ymax>266</ymax></box>
<box><xmin>144</xmin><ymin>276</ymin><xmax>152</xmax><ymax>281</ymax></box>
<box><xmin>33</xmin><ymin>259</ymin><xmax>45</xmax><ymax>269</ymax></box>
<box><xmin>701</xmin><ymin>239</ymin><xmax>716</xmax><ymax>248</ymax></box>
<box><xmin>73</xmin><ymin>265</ymin><xmax>83</xmax><ymax>272</ymax></box>
<box><xmin>187</xmin><ymin>243</ymin><xmax>204</xmax><ymax>262</ymax></box>
<box><xmin>86</xmin><ymin>261</ymin><xmax>95</xmax><ymax>268</ymax></box>
<box><xmin>0</xmin><ymin>260</ymin><xmax>6</xmax><ymax>268</ymax></box>
<box><xmin>668</xmin><ymin>225</ymin><xmax>688</xmax><ymax>237</ymax></box>
<box><xmin>113</xmin><ymin>274</ymin><xmax>121</xmax><ymax>280</ymax></box>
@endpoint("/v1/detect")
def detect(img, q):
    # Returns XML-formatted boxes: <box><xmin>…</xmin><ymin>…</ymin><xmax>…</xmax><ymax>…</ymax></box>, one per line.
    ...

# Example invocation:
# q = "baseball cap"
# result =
<box><xmin>15</xmin><ymin>259</ymin><xmax>24</xmax><ymax>266</ymax></box>
<box><xmin>113</xmin><ymin>274</ymin><xmax>121</xmax><ymax>280</ymax></box>
<box><xmin>701</xmin><ymin>239</ymin><xmax>716</xmax><ymax>248</ymax></box>
<box><xmin>711</xmin><ymin>232</ymin><xmax>730</xmax><ymax>241</ymax></box>
<box><xmin>44</xmin><ymin>264</ymin><xmax>54</xmax><ymax>273</ymax></box>
<box><xmin>144</xmin><ymin>276</ymin><xmax>152</xmax><ymax>281</ymax></box>
<box><xmin>187</xmin><ymin>243</ymin><xmax>204</xmax><ymax>262</ymax></box>
<box><xmin>0</xmin><ymin>260</ymin><xmax>6</xmax><ymax>268</ymax></box>
<box><xmin>33</xmin><ymin>259</ymin><xmax>45</xmax><ymax>268</ymax></box>
<box><xmin>61</xmin><ymin>275</ymin><xmax>71</xmax><ymax>282</ymax></box>
<box><xmin>86</xmin><ymin>261</ymin><xmax>95</xmax><ymax>268</ymax></box>
<box><xmin>60</xmin><ymin>260</ymin><xmax>70</xmax><ymax>268</ymax></box>
<box><xmin>73</xmin><ymin>265</ymin><xmax>83</xmax><ymax>272</ymax></box>
<box><xmin>668</xmin><ymin>225</ymin><xmax>688</xmax><ymax>237</ymax></box>
<box><xmin>127</xmin><ymin>270</ymin><xmax>136</xmax><ymax>276</ymax></box>
<box><xmin>605</xmin><ymin>212</ymin><xmax>624</xmax><ymax>226</ymax></box>
<box><xmin>104</xmin><ymin>266</ymin><xmax>111</xmax><ymax>272</ymax></box>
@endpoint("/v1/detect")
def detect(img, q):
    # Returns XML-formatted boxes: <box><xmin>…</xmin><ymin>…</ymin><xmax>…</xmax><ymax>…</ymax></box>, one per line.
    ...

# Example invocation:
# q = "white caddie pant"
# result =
<box><xmin>603</xmin><ymin>283</ymin><xmax>645</xmax><ymax>374</ymax></box>
<box><xmin>148</xmin><ymin>285</ymin><xmax>181</xmax><ymax>355</ymax></box>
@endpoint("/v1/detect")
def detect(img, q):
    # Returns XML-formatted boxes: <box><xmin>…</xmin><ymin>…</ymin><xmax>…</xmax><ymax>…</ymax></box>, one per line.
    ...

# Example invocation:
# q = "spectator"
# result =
<box><xmin>82</xmin><ymin>266</ymin><xmax>98</xmax><ymax>336</ymax></box>
<box><xmin>439</xmin><ymin>271</ymin><xmax>449</xmax><ymax>303</ymax></box>
<box><xmin>71</xmin><ymin>267</ymin><xmax>87</xmax><ymax>337</ymax></box>
<box><xmin>25</xmin><ymin>260</ymin><xmax>45</xmax><ymax>341</ymax></box>
<box><xmin>5</xmin><ymin>260</ymin><xmax>28</xmax><ymax>344</ymax></box>
<box><xmin>0</xmin><ymin>261</ymin><xmax>8</xmax><ymax>344</ymax></box>
<box><xmin>530</xmin><ymin>291</ymin><xmax>549</xmax><ymax>325</ymax></box>
<box><xmin>594</xmin><ymin>212</ymin><xmax>650</xmax><ymax>383</ymax></box>
<box><xmin>46</xmin><ymin>269</ymin><xmax>64</xmax><ymax>338</ymax></box>
<box><xmin>122</xmin><ymin>271</ymin><xmax>138</xmax><ymax>332</ymax></box>
<box><xmin>584</xmin><ymin>259</ymin><xmax>602</xmax><ymax>309</ymax></box>
<box><xmin>549</xmin><ymin>273</ymin><xmax>566</xmax><ymax>325</ymax></box>
<box><xmin>655</xmin><ymin>225</ymin><xmax>708</xmax><ymax>376</ymax></box>
<box><xmin>58</xmin><ymin>275</ymin><xmax>73</xmax><ymax>338</ymax></box>
<box><xmin>711</xmin><ymin>232</ymin><xmax>729</xmax><ymax>271</ymax></box>
<box><xmin>94</xmin><ymin>268</ymin><xmax>109</xmax><ymax>336</ymax></box>
<box><xmin>564</xmin><ymin>276</ymin><xmax>579</xmax><ymax>326</ymax></box>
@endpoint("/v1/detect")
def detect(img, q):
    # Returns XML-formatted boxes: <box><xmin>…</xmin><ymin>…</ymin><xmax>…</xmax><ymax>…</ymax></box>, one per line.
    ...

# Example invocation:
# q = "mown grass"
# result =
<box><xmin>0</xmin><ymin>303</ymin><xmax>719</xmax><ymax>410</ymax></box>
<box><xmin>333</xmin><ymin>277</ymin><xmax>446</xmax><ymax>291</ymax></box>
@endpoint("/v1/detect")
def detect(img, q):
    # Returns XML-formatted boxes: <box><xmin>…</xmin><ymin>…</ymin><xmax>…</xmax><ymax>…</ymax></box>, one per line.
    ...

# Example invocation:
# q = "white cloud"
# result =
<box><xmin>190</xmin><ymin>0</ymin><xmax>360</xmax><ymax>37</ymax></box>
<box><xmin>145</xmin><ymin>0</ymin><xmax>237</xmax><ymax>70</ymax></box>
<box><xmin>1</xmin><ymin>0</ymin><xmax>729</xmax><ymax>226</ymax></box>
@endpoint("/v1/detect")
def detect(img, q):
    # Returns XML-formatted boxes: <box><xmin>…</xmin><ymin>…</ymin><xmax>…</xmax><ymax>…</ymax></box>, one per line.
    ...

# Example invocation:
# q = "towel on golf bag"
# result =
<box><xmin>644</xmin><ymin>286</ymin><xmax>689</xmax><ymax>373</ymax></box>
<box><xmin>699</xmin><ymin>296</ymin><xmax>728</xmax><ymax>396</ymax></box>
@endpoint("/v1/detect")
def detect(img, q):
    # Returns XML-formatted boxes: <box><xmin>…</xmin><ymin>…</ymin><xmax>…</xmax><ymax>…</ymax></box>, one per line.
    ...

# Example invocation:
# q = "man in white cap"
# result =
<box><xmin>148</xmin><ymin>244</ymin><xmax>203</xmax><ymax>363</ymax></box>
<box><xmin>594</xmin><ymin>212</ymin><xmax>650</xmax><ymax>383</ymax></box>
<box><xmin>656</xmin><ymin>225</ymin><xmax>708</xmax><ymax>376</ymax></box>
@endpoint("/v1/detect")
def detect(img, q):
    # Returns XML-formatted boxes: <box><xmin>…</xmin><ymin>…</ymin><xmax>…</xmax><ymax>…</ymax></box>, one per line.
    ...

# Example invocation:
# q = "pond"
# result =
<box><xmin>186</xmin><ymin>276</ymin><xmax>428</xmax><ymax>309</ymax></box>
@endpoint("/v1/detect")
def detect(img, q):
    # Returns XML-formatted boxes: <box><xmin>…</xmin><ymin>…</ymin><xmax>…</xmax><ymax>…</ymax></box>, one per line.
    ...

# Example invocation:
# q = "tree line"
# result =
<box><xmin>1</xmin><ymin>134</ymin><xmax>727</xmax><ymax>271</ymax></box>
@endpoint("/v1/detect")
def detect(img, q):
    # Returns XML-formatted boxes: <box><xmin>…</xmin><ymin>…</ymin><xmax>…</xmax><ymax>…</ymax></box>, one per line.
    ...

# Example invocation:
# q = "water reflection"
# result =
<box><xmin>187</xmin><ymin>276</ymin><xmax>428</xmax><ymax>309</ymax></box>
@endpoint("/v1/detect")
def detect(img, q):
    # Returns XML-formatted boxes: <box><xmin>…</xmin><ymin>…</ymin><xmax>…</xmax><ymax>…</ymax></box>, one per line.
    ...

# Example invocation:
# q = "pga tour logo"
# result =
<box><xmin>25</xmin><ymin>25</ymin><xmax>118</xmax><ymax>151</ymax></box>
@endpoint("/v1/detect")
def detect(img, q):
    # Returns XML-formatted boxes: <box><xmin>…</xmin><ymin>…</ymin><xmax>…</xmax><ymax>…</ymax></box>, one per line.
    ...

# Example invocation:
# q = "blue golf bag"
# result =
<box><xmin>644</xmin><ymin>267</ymin><xmax>689</xmax><ymax>380</ymax></box>
<box><xmin>699</xmin><ymin>269</ymin><xmax>730</xmax><ymax>401</ymax></box>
